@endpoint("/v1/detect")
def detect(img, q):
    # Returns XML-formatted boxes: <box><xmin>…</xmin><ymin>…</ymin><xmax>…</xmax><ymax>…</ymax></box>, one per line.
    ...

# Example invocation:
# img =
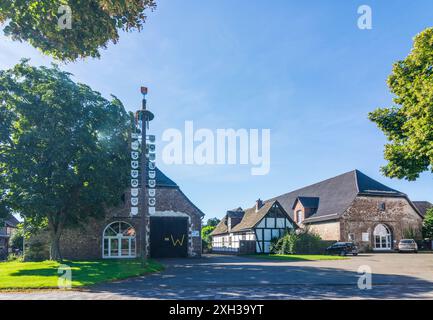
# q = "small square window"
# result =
<box><xmin>348</xmin><ymin>233</ymin><xmax>355</xmax><ymax>241</ymax></box>
<box><xmin>379</xmin><ymin>203</ymin><xmax>386</xmax><ymax>211</ymax></box>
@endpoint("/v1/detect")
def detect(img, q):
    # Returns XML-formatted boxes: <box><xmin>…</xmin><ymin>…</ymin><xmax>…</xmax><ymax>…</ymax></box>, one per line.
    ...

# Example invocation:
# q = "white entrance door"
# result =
<box><xmin>373</xmin><ymin>224</ymin><xmax>392</xmax><ymax>250</ymax></box>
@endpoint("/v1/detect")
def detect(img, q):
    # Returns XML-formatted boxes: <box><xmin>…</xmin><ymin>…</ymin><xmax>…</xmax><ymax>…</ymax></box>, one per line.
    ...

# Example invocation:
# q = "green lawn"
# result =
<box><xmin>252</xmin><ymin>254</ymin><xmax>348</xmax><ymax>261</ymax></box>
<box><xmin>0</xmin><ymin>259</ymin><xmax>164</xmax><ymax>290</ymax></box>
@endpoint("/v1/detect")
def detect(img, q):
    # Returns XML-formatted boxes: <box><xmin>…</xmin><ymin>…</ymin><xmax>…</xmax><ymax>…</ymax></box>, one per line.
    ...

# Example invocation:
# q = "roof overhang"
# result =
<box><xmin>303</xmin><ymin>213</ymin><xmax>340</xmax><ymax>224</ymax></box>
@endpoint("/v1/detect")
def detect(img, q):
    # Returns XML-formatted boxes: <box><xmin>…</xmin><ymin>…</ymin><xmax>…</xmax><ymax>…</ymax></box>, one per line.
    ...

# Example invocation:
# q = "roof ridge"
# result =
<box><xmin>266</xmin><ymin>169</ymin><xmax>356</xmax><ymax>202</ymax></box>
<box><xmin>353</xmin><ymin>169</ymin><xmax>360</xmax><ymax>193</ymax></box>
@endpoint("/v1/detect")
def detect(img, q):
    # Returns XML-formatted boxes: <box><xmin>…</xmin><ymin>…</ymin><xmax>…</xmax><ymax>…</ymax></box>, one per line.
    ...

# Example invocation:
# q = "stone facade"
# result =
<box><xmin>307</xmin><ymin>221</ymin><xmax>340</xmax><ymax>241</ymax></box>
<box><xmin>339</xmin><ymin>195</ymin><xmax>423</xmax><ymax>251</ymax></box>
<box><xmin>303</xmin><ymin>195</ymin><xmax>423</xmax><ymax>252</ymax></box>
<box><xmin>58</xmin><ymin>186</ymin><xmax>203</xmax><ymax>260</ymax></box>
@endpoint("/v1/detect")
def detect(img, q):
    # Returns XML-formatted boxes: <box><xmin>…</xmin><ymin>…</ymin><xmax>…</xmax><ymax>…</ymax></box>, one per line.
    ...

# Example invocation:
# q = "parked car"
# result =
<box><xmin>326</xmin><ymin>242</ymin><xmax>359</xmax><ymax>256</ymax></box>
<box><xmin>397</xmin><ymin>239</ymin><xmax>418</xmax><ymax>253</ymax></box>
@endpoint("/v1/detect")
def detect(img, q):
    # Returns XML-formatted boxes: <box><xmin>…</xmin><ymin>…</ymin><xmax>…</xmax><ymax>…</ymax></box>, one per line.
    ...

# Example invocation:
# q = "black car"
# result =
<box><xmin>326</xmin><ymin>242</ymin><xmax>359</xmax><ymax>256</ymax></box>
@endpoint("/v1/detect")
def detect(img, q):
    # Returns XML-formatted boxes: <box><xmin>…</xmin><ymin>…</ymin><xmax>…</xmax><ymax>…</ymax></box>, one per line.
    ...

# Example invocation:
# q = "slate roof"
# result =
<box><xmin>413</xmin><ymin>201</ymin><xmax>433</xmax><ymax>217</ymax></box>
<box><xmin>154</xmin><ymin>167</ymin><xmax>178</xmax><ymax>188</ymax></box>
<box><xmin>271</xmin><ymin>170</ymin><xmax>407</xmax><ymax>223</ymax></box>
<box><xmin>152</xmin><ymin>168</ymin><xmax>205</xmax><ymax>217</ymax></box>
<box><xmin>292</xmin><ymin>197</ymin><xmax>320</xmax><ymax>209</ymax></box>
<box><xmin>212</xmin><ymin>170</ymin><xmax>415</xmax><ymax>234</ymax></box>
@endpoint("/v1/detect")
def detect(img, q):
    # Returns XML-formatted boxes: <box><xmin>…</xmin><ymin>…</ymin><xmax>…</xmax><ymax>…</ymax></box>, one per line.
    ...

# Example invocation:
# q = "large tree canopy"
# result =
<box><xmin>369</xmin><ymin>28</ymin><xmax>433</xmax><ymax>181</ymax></box>
<box><xmin>0</xmin><ymin>60</ymin><xmax>130</xmax><ymax>260</ymax></box>
<box><xmin>0</xmin><ymin>0</ymin><xmax>156</xmax><ymax>61</ymax></box>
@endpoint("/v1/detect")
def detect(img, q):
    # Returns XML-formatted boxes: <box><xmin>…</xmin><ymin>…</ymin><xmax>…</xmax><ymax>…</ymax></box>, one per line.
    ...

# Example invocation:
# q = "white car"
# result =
<box><xmin>397</xmin><ymin>239</ymin><xmax>418</xmax><ymax>253</ymax></box>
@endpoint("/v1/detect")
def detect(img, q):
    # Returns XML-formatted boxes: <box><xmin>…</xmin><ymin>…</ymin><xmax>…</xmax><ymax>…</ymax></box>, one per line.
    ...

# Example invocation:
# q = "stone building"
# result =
<box><xmin>212</xmin><ymin>170</ymin><xmax>426</xmax><ymax>253</ymax></box>
<box><xmin>58</xmin><ymin>168</ymin><xmax>204</xmax><ymax>260</ymax></box>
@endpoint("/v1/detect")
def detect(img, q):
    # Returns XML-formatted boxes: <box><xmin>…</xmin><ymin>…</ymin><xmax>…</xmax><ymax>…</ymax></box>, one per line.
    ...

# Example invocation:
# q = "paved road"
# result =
<box><xmin>1</xmin><ymin>253</ymin><xmax>433</xmax><ymax>299</ymax></box>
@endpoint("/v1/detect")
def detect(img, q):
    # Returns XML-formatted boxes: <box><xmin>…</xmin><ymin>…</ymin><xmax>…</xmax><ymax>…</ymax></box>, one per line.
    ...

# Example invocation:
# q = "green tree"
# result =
<box><xmin>201</xmin><ymin>225</ymin><xmax>216</xmax><ymax>251</ymax></box>
<box><xmin>205</xmin><ymin>217</ymin><xmax>220</xmax><ymax>227</ymax></box>
<box><xmin>369</xmin><ymin>28</ymin><xmax>433</xmax><ymax>180</ymax></box>
<box><xmin>423</xmin><ymin>208</ymin><xmax>433</xmax><ymax>239</ymax></box>
<box><xmin>0</xmin><ymin>0</ymin><xmax>156</xmax><ymax>61</ymax></box>
<box><xmin>0</xmin><ymin>60</ymin><xmax>130</xmax><ymax>260</ymax></box>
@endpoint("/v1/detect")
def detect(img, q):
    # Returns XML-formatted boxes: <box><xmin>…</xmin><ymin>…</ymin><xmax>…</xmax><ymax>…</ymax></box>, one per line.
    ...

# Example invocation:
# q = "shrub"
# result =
<box><xmin>201</xmin><ymin>225</ymin><xmax>216</xmax><ymax>252</ymax></box>
<box><xmin>403</xmin><ymin>226</ymin><xmax>422</xmax><ymax>240</ymax></box>
<box><xmin>7</xmin><ymin>253</ymin><xmax>23</xmax><ymax>262</ymax></box>
<box><xmin>24</xmin><ymin>237</ymin><xmax>49</xmax><ymax>262</ymax></box>
<box><xmin>423</xmin><ymin>208</ymin><xmax>433</xmax><ymax>239</ymax></box>
<box><xmin>271</xmin><ymin>229</ymin><xmax>327</xmax><ymax>254</ymax></box>
<box><xmin>9</xmin><ymin>227</ymin><xmax>24</xmax><ymax>252</ymax></box>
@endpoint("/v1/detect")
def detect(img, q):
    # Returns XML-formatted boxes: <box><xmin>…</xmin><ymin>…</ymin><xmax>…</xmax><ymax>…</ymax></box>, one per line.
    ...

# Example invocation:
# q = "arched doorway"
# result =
<box><xmin>103</xmin><ymin>221</ymin><xmax>136</xmax><ymax>258</ymax></box>
<box><xmin>373</xmin><ymin>224</ymin><xmax>392</xmax><ymax>250</ymax></box>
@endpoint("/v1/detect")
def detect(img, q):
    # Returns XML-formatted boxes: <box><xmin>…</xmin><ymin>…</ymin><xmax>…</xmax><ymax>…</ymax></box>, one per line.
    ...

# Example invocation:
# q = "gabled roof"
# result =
<box><xmin>268</xmin><ymin>170</ymin><xmax>407</xmax><ymax>223</ymax></box>
<box><xmin>292</xmin><ymin>196</ymin><xmax>320</xmax><ymax>209</ymax></box>
<box><xmin>154</xmin><ymin>167</ymin><xmax>178</xmax><ymax>188</ymax></box>
<box><xmin>211</xmin><ymin>215</ymin><xmax>229</xmax><ymax>236</ymax></box>
<box><xmin>211</xmin><ymin>200</ymin><xmax>294</xmax><ymax>236</ymax></box>
<box><xmin>230</xmin><ymin>201</ymin><xmax>275</xmax><ymax>233</ymax></box>
<box><xmin>4</xmin><ymin>215</ymin><xmax>19</xmax><ymax>228</ymax></box>
<box><xmin>413</xmin><ymin>201</ymin><xmax>433</xmax><ymax>217</ymax></box>
<box><xmin>152</xmin><ymin>168</ymin><xmax>205</xmax><ymax>217</ymax></box>
<box><xmin>355</xmin><ymin>170</ymin><xmax>403</xmax><ymax>196</ymax></box>
<box><xmin>1</xmin><ymin>215</ymin><xmax>19</xmax><ymax>236</ymax></box>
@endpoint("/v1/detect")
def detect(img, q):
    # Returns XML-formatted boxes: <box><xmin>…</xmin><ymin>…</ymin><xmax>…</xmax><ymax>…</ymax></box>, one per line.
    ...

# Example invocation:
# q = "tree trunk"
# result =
<box><xmin>48</xmin><ymin>214</ymin><xmax>64</xmax><ymax>261</ymax></box>
<box><xmin>49</xmin><ymin>231</ymin><xmax>62</xmax><ymax>261</ymax></box>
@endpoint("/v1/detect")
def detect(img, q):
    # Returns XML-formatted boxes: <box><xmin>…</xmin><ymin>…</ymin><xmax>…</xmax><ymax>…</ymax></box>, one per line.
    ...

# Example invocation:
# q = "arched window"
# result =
<box><xmin>373</xmin><ymin>224</ymin><xmax>392</xmax><ymax>250</ymax></box>
<box><xmin>103</xmin><ymin>221</ymin><xmax>136</xmax><ymax>258</ymax></box>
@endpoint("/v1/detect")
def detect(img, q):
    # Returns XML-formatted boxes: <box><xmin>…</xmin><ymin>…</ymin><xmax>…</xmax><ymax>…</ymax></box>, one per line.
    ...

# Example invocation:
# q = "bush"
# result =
<box><xmin>7</xmin><ymin>253</ymin><xmax>23</xmax><ymax>262</ymax></box>
<box><xmin>24</xmin><ymin>237</ymin><xmax>49</xmax><ymax>262</ymax></box>
<box><xmin>271</xmin><ymin>229</ymin><xmax>327</xmax><ymax>255</ymax></box>
<box><xmin>403</xmin><ymin>226</ymin><xmax>422</xmax><ymax>240</ymax></box>
<box><xmin>423</xmin><ymin>208</ymin><xmax>433</xmax><ymax>239</ymax></box>
<box><xmin>201</xmin><ymin>225</ymin><xmax>216</xmax><ymax>252</ymax></box>
<box><xmin>9</xmin><ymin>227</ymin><xmax>24</xmax><ymax>252</ymax></box>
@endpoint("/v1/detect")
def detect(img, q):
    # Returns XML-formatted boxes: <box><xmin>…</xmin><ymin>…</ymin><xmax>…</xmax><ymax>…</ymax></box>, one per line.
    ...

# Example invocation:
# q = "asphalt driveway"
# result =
<box><xmin>1</xmin><ymin>253</ymin><xmax>433</xmax><ymax>299</ymax></box>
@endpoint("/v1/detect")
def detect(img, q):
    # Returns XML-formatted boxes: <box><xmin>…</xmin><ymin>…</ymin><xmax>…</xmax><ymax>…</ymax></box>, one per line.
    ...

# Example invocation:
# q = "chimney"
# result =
<box><xmin>255</xmin><ymin>198</ymin><xmax>263</xmax><ymax>212</ymax></box>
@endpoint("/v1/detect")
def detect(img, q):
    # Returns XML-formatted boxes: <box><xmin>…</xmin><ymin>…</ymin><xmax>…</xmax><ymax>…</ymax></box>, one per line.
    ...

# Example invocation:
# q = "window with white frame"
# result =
<box><xmin>296</xmin><ymin>210</ymin><xmax>303</xmax><ymax>223</ymax></box>
<box><xmin>103</xmin><ymin>221</ymin><xmax>136</xmax><ymax>258</ymax></box>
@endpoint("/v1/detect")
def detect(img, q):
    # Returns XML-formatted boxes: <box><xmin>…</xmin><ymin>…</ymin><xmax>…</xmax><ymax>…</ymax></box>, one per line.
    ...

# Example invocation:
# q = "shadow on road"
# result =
<box><xmin>85</xmin><ymin>255</ymin><xmax>433</xmax><ymax>299</ymax></box>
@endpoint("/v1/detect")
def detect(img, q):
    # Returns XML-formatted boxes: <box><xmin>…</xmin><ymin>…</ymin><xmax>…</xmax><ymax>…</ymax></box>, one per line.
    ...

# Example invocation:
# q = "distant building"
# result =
<box><xmin>412</xmin><ymin>201</ymin><xmax>433</xmax><ymax>217</ymax></box>
<box><xmin>0</xmin><ymin>215</ymin><xmax>19</xmax><ymax>257</ymax></box>
<box><xmin>212</xmin><ymin>170</ymin><xmax>426</xmax><ymax>253</ymax></box>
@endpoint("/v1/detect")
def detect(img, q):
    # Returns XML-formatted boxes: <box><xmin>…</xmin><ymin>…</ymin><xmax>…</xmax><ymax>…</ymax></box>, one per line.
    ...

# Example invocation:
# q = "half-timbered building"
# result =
<box><xmin>211</xmin><ymin>199</ymin><xmax>296</xmax><ymax>253</ymax></box>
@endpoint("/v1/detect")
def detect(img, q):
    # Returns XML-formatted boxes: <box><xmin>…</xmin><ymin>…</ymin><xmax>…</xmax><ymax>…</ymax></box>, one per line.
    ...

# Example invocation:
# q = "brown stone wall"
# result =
<box><xmin>307</xmin><ymin>221</ymin><xmax>340</xmax><ymax>240</ymax></box>
<box><xmin>340</xmin><ymin>196</ymin><xmax>423</xmax><ymax>252</ymax></box>
<box><xmin>58</xmin><ymin>186</ymin><xmax>203</xmax><ymax>260</ymax></box>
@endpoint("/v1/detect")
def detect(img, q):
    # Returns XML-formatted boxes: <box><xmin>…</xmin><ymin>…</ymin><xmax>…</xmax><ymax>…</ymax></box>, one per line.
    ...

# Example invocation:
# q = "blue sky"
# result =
<box><xmin>1</xmin><ymin>0</ymin><xmax>432</xmax><ymax>220</ymax></box>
